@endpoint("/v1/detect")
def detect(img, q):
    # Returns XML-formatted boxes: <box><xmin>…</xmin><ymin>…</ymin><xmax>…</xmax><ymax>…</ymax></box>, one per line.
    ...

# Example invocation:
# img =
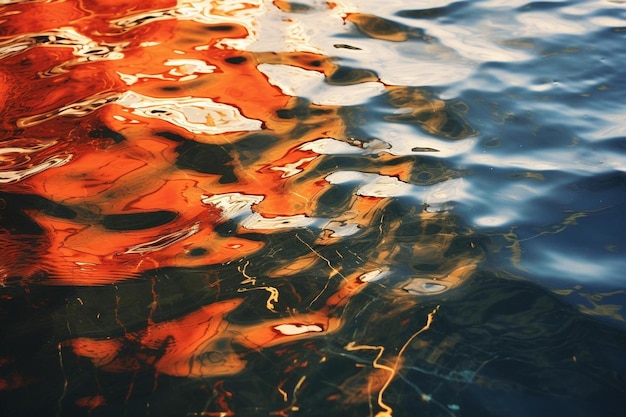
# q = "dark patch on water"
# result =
<box><xmin>203</xmin><ymin>24</ymin><xmax>236</xmax><ymax>32</ymax></box>
<box><xmin>224</xmin><ymin>55</ymin><xmax>247</xmax><ymax>64</ymax></box>
<box><xmin>88</xmin><ymin>126</ymin><xmax>126</xmax><ymax>143</ymax></box>
<box><xmin>174</xmin><ymin>141</ymin><xmax>236</xmax><ymax>183</ymax></box>
<box><xmin>0</xmin><ymin>192</ymin><xmax>75</xmax><ymax>235</ymax></box>
<box><xmin>154</xmin><ymin>131</ymin><xmax>186</xmax><ymax>142</ymax></box>
<box><xmin>327</xmin><ymin>66</ymin><xmax>378</xmax><ymax>85</ymax></box>
<box><xmin>395</xmin><ymin>2</ymin><xmax>470</xmax><ymax>20</ymax></box>
<box><xmin>235</xmin><ymin>133</ymin><xmax>278</xmax><ymax>163</ymax></box>
<box><xmin>333</xmin><ymin>43</ymin><xmax>362</xmax><ymax>50</ymax></box>
<box><xmin>101</xmin><ymin>210</ymin><xmax>178</xmax><ymax>231</ymax></box>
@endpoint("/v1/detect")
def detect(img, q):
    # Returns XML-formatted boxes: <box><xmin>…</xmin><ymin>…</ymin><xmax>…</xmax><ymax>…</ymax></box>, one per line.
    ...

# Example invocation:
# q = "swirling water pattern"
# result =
<box><xmin>0</xmin><ymin>1</ymin><xmax>625</xmax><ymax>416</ymax></box>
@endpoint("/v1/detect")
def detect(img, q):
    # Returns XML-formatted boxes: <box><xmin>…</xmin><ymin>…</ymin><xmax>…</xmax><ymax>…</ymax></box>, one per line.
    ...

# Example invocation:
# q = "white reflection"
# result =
<box><xmin>0</xmin><ymin>27</ymin><xmax>125</xmax><ymax>62</ymax></box>
<box><xmin>283</xmin><ymin>19</ymin><xmax>324</xmax><ymax>54</ymax></box>
<box><xmin>248</xmin><ymin>0</ymin><xmax>352</xmax><ymax>53</ymax></box>
<box><xmin>110</xmin><ymin>0</ymin><xmax>267</xmax><ymax>50</ymax></box>
<box><xmin>165</xmin><ymin>59</ymin><xmax>215</xmax><ymax>72</ymax></box>
<box><xmin>124</xmin><ymin>58</ymin><xmax>217</xmax><ymax>83</ymax></box>
<box><xmin>241</xmin><ymin>213</ymin><xmax>321</xmax><ymax>230</ymax></box>
<box><xmin>300</xmin><ymin>138</ymin><xmax>391</xmax><ymax>154</ymax></box>
<box><xmin>516</xmin><ymin>12</ymin><xmax>588</xmax><ymax>36</ymax></box>
<box><xmin>0</xmin><ymin>141</ymin><xmax>55</xmax><ymax>157</ymax></box>
<box><xmin>19</xmin><ymin>90</ymin><xmax>264</xmax><ymax>132</ymax></box>
<box><xmin>529</xmin><ymin>249</ymin><xmax>625</xmax><ymax>283</ymax></box>
<box><xmin>325</xmin><ymin>170</ymin><xmax>468</xmax><ymax>208</ymax></box>
<box><xmin>274</xmin><ymin>324</ymin><xmax>323</xmax><ymax>335</ymax></box>
<box><xmin>359</xmin><ymin>269</ymin><xmax>387</xmax><ymax>283</ymax></box>
<box><xmin>300</xmin><ymin>138</ymin><xmax>366</xmax><ymax>154</ymax></box>
<box><xmin>458</xmin><ymin>172</ymin><xmax>567</xmax><ymax>229</ymax></box>
<box><xmin>403</xmin><ymin>279</ymin><xmax>448</xmax><ymax>294</ymax></box>
<box><xmin>117</xmin><ymin>91</ymin><xmax>262</xmax><ymax>134</ymax></box>
<box><xmin>201</xmin><ymin>192</ymin><xmax>362</xmax><ymax>237</ymax></box>
<box><xmin>257</xmin><ymin>63</ymin><xmax>385</xmax><ymax>105</ymax></box>
<box><xmin>356</xmin><ymin>175</ymin><xmax>413</xmax><ymax>198</ymax></box>
<box><xmin>0</xmin><ymin>155</ymin><xmax>72</xmax><ymax>184</ymax></box>
<box><xmin>201</xmin><ymin>193</ymin><xmax>264</xmax><ymax>218</ymax></box>
<box><xmin>271</xmin><ymin>156</ymin><xmax>317</xmax><ymax>178</ymax></box>
<box><xmin>473</xmin><ymin>214</ymin><xmax>514</xmax><ymax>228</ymax></box>
<box><xmin>365</xmin><ymin>123</ymin><xmax>476</xmax><ymax>158</ymax></box>
<box><xmin>461</xmin><ymin>148</ymin><xmax>626</xmax><ymax>174</ymax></box>
<box><xmin>124</xmin><ymin>222</ymin><xmax>200</xmax><ymax>254</ymax></box>
<box><xmin>17</xmin><ymin>93</ymin><xmax>119</xmax><ymax>127</ymax></box>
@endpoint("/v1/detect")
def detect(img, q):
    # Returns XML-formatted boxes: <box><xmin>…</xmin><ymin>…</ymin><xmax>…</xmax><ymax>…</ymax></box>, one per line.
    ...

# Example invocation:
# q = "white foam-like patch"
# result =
<box><xmin>241</xmin><ymin>213</ymin><xmax>320</xmax><ymax>230</ymax></box>
<box><xmin>274</xmin><ymin>324</ymin><xmax>323</xmax><ymax>336</ymax></box>
<box><xmin>164</xmin><ymin>59</ymin><xmax>216</xmax><ymax>75</ymax></box>
<box><xmin>0</xmin><ymin>155</ymin><xmax>72</xmax><ymax>184</ymax></box>
<box><xmin>18</xmin><ymin>87</ymin><xmax>263</xmax><ymax>129</ymax></box>
<box><xmin>321</xmin><ymin>221</ymin><xmax>362</xmax><ymax>237</ymax></box>
<box><xmin>117</xmin><ymin>91</ymin><xmax>262</xmax><ymax>134</ymax></box>
<box><xmin>356</xmin><ymin>175</ymin><xmax>414</xmax><ymax>198</ymax></box>
<box><xmin>201</xmin><ymin>193</ymin><xmax>264</xmax><ymax>218</ymax></box>
<box><xmin>283</xmin><ymin>19</ymin><xmax>324</xmax><ymax>54</ymax></box>
<box><xmin>108</xmin><ymin>0</ymin><xmax>267</xmax><ymax>50</ymax></box>
<box><xmin>270</xmin><ymin>156</ymin><xmax>317</xmax><ymax>178</ymax></box>
<box><xmin>257</xmin><ymin>63</ymin><xmax>385</xmax><ymax>105</ymax></box>
<box><xmin>202</xmin><ymin>193</ymin><xmax>362</xmax><ymax>237</ymax></box>
<box><xmin>300</xmin><ymin>138</ymin><xmax>365</xmax><ymax>155</ymax></box>
<box><xmin>359</xmin><ymin>269</ymin><xmax>386</xmax><ymax>283</ymax></box>
<box><xmin>325</xmin><ymin>171</ymin><xmax>412</xmax><ymax>198</ymax></box>
<box><xmin>403</xmin><ymin>279</ymin><xmax>448</xmax><ymax>294</ymax></box>
<box><xmin>257</xmin><ymin>63</ymin><xmax>324</xmax><ymax>97</ymax></box>
<box><xmin>116</xmin><ymin>72</ymin><xmax>174</xmax><ymax>85</ymax></box>
<box><xmin>325</xmin><ymin>171</ymin><xmax>469</xmax><ymax>209</ymax></box>
<box><xmin>124</xmin><ymin>223</ymin><xmax>200</xmax><ymax>254</ymax></box>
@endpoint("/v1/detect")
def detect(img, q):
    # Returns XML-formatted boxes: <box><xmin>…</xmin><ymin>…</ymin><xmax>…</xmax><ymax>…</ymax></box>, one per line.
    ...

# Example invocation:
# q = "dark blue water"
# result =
<box><xmin>1</xmin><ymin>1</ymin><xmax>625</xmax><ymax>416</ymax></box>
<box><xmin>353</xmin><ymin>0</ymin><xmax>626</xmax><ymax>316</ymax></box>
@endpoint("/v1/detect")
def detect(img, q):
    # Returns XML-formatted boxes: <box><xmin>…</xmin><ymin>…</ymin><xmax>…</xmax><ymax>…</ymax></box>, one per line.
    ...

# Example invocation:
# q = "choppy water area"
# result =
<box><xmin>1</xmin><ymin>0</ymin><xmax>625</xmax><ymax>416</ymax></box>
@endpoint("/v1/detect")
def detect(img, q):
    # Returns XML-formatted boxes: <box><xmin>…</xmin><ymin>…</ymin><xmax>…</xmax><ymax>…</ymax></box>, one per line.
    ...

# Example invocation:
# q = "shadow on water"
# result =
<box><xmin>2</xmin><ymin>262</ymin><xmax>626</xmax><ymax>417</ymax></box>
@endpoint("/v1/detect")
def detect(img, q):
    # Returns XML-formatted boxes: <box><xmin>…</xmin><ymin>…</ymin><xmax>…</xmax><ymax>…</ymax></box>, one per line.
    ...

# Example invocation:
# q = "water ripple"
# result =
<box><xmin>0</xmin><ymin>0</ymin><xmax>625</xmax><ymax>416</ymax></box>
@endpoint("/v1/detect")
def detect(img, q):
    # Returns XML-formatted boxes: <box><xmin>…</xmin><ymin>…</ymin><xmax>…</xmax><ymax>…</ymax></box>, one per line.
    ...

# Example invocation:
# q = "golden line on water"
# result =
<box><xmin>237</xmin><ymin>286</ymin><xmax>280</xmax><ymax>312</ymax></box>
<box><xmin>344</xmin><ymin>306</ymin><xmax>439</xmax><ymax>417</ymax></box>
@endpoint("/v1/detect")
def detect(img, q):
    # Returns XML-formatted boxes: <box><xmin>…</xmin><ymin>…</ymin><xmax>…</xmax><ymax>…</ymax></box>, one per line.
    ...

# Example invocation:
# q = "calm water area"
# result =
<box><xmin>0</xmin><ymin>1</ymin><xmax>625</xmax><ymax>416</ymax></box>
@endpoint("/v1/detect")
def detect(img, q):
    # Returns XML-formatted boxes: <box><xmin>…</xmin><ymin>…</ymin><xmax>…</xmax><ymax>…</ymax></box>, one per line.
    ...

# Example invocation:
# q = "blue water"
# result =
<box><xmin>354</xmin><ymin>0</ymin><xmax>626</xmax><ymax>309</ymax></box>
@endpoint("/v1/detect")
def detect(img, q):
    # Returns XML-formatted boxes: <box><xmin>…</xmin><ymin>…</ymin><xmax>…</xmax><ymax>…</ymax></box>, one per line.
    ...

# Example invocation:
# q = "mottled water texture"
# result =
<box><xmin>0</xmin><ymin>1</ymin><xmax>625</xmax><ymax>416</ymax></box>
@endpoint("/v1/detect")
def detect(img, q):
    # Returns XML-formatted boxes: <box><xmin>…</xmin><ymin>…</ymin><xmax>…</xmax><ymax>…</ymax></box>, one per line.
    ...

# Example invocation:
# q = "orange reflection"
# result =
<box><xmin>0</xmin><ymin>3</ymin><xmax>481</xmax><ymax>413</ymax></box>
<box><xmin>0</xmin><ymin>4</ymin><xmax>347</xmax><ymax>284</ymax></box>
<box><xmin>69</xmin><ymin>299</ymin><xmax>246</xmax><ymax>377</ymax></box>
<box><xmin>68</xmin><ymin>272</ymin><xmax>370</xmax><ymax>377</ymax></box>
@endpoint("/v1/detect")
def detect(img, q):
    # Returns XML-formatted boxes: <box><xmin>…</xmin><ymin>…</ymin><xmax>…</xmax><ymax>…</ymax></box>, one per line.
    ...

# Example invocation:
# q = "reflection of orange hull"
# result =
<box><xmin>20</xmin><ymin>212</ymin><xmax>265</xmax><ymax>285</ymax></box>
<box><xmin>68</xmin><ymin>273</ymin><xmax>369</xmax><ymax>377</ymax></box>
<box><xmin>0</xmin><ymin>4</ymin><xmax>481</xmax><ymax>415</ymax></box>
<box><xmin>0</xmin><ymin>110</ymin><xmax>346</xmax><ymax>284</ymax></box>
<box><xmin>69</xmin><ymin>299</ymin><xmax>247</xmax><ymax>377</ymax></box>
<box><xmin>0</xmin><ymin>0</ymin><xmax>354</xmax><ymax>285</ymax></box>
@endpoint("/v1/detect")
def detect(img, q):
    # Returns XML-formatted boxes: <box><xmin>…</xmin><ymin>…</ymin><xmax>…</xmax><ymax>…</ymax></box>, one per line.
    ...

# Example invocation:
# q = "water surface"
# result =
<box><xmin>0</xmin><ymin>1</ymin><xmax>625</xmax><ymax>416</ymax></box>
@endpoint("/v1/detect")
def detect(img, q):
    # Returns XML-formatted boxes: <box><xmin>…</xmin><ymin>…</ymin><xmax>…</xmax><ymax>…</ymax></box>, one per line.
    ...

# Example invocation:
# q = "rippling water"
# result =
<box><xmin>1</xmin><ymin>1</ymin><xmax>625</xmax><ymax>416</ymax></box>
